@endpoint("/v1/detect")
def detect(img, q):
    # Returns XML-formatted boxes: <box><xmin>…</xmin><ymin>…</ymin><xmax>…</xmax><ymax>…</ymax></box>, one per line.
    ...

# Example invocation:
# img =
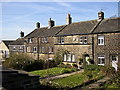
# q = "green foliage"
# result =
<box><xmin>23</xmin><ymin>60</ymin><xmax>44</xmax><ymax>71</ymax></box>
<box><xmin>3</xmin><ymin>53</ymin><xmax>33</xmax><ymax>70</ymax></box>
<box><xmin>72</xmin><ymin>63</ymin><xmax>78</xmax><ymax>68</ymax></box>
<box><xmin>50</xmin><ymin>70</ymin><xmax>103</xmax><ymax>88</ymax></box>
<box><xmin>87</xmin><ymin>58</ymin><xmax>94</xmax><ymax>64</ymax></box>
<box><xmin>79</xmin><ymin>58</ymin><xmax>83</xmax><ymax>63</ymax></box>
<box><xmin>58</xmin><ymin>63</ymin><xmax>78</xmax><ymax>70</ymax></box>
<box><xmin>100</xmin><ymin>66</ymin><xmax>116</xmax><ymax>77</ymax></box>
<box><xmin>60</xmin><ymin>68</ymin><xmax>71</xmax><ymax>74</ymax></box>
<box><xmin>54</xmin><ymin>49</ymin><xmax>70</xmax><ymax>65</ymax></box>
<box><xmin>84</xmin><ymin>64</ymin><xmax>103</xmax><ymax>72</ymax></box>
<box><xmin>103</xmin><ymin>71</ymin><xmax>120</xmax><ymax>88</ymax></box>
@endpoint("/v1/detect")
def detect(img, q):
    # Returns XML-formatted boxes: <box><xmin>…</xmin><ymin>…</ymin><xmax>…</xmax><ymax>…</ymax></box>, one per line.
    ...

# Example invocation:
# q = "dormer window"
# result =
<box><xmin>28</xmin><ymin>38</ymin><xmax>33</xmax><ymax>43</ymax></box>
<box><xmin>98</xmin><ymin>36</ymin><xmax>104</xmax><ymax>45</ymax></box>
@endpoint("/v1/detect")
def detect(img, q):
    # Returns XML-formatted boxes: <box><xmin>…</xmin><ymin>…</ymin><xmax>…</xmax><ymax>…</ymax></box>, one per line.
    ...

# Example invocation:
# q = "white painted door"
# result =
<box><xmin>111</xmin><ymin>55</ymin><xmax>118</xmax><ymax>71</ymax></box>
<box><xmin>86</xmin><ymin>56</ymin><xmax>90</xmax><ymax>65</ymax></box>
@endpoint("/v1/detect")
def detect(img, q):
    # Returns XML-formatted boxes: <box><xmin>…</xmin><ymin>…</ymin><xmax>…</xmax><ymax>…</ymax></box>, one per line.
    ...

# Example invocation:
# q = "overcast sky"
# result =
<box><xmin>0</xmin><ymin>2</ymin><xmax>119</xmax><ymax>41</ymax></box>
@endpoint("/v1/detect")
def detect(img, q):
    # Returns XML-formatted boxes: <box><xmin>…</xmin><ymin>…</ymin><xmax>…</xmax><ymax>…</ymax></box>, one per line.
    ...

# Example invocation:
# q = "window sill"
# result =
<box><xmin>98</xmin><ymin>64</ymin><xmax>104</xmax><ymax>66</ymax></box>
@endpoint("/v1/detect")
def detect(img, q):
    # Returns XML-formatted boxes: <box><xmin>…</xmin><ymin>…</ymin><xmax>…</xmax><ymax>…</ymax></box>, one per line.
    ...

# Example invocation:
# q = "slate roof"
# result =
<box><xmin>57</xmin><ymin>20</ymin><xmax>98</xmax><ymax>36</ymax></box>
<box><xmin>25</xmin><ymin>25</ymin><xmax>66</xmax><ymax>38</ymax></box>
<box><xmin>10</xmin><ymin>17</ymin><xmax>120</xmax><ymax>46</ymax></box>
<box><xmin>56</xmin><ymin>17</ymin><xmax>120</xmax><ymax>36</ymax></box>
<box><xmin>10</xmin><ymin>38</ymin><xmax>25</xmax><ymax>45</ymax></box>
<box><xmin>2</xmin><ymin>40</ymin><xmax>15</xmax><ymax>48</ymax></box>
<box><xmin>93</xmin><ymin>17</ymin><xmax>120</xmax><ymax>33</ymax></box>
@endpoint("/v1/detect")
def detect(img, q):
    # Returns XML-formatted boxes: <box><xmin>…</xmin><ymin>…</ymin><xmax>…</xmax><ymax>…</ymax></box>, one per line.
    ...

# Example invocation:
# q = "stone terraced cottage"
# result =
<box><xmin>9</xmin><ymin>11</ymin><xmax>120</xmax><ymax>71</ymax></box>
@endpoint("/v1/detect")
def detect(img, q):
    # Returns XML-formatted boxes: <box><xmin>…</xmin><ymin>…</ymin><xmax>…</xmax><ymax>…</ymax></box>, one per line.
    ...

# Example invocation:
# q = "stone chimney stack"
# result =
<box><xmin>20</xmin><ymin>31</ymin><xmax>24</xmax><ymax>38</ymax></box>
<box><xmin>36</xmin><ymin>22</ymin><xmax>40</xmax><ymax>29</ymax></box>
<box><xmin>66</xmin><ymin>13</ymin><xmax>72</xmax><ymax>24</ymax></box>
<box><xmin>48</xmin><ymin>18</ymin><xmax>55</xmax><ymax>28</ymax></box>
<box><xmin>98</xmin><ymin>11</ymin><xmax>104</xmax><ymax>21</ymax></box>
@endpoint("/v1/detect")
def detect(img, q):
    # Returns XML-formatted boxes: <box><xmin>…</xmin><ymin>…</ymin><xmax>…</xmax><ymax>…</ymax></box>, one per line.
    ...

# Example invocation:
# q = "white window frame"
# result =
<box><xmin>98</xmin><ymin>56</ymin><xmax>105</xmax><ymax>66</ymax></box>
<box><xmin>33</xmin><ymin>47</ymin><xmax>37</xmax><ymax>52</ymax></box>
<box><xmin>58</xmin><ymin>37</ymin><xmax>64</xmax><ymax>44</ymax></box>
<box><xmin>98</xmin><ymin>36</ymin><xmax>104</xmax><ymax>45</ymax></box>
<box><xmin>72</xmin><ymin>54</ymin><xmax>75</xmax><ymax>62</ymax></box>
<box><xmin>12</xmin><ymin>46</ymin><xmax>16</xmax><ymax>51</ymax></box>
<box><xmin>80</xmin><ymin>36</ymin><xmax>83</xmax><ymax>44</ymax></box>
<box><xmin>84</xmin><ymin>37</ymin><xmax>87</xmax><ymax>44</ymax></box>
<box><xmin>27</xmin><ymin>47</ymin><xmax>30</xmax><ymax>52</ymax></box>
<box><xmin>49</xmin><ymin>47</ymin><xmax>54</xmax><ymax>53</ymax></box>
<box><xmin>64</xmin><ymin>54</ymin><xmax>67</xmax><ymax>61</ymax></box>
<box><xmin>28</xmin><ymin>38</ymin><xmax>32</xmax><ymax>43</ymax></box>
<box><xmin>41</xmin><ymin>47</ymin><xmax>45</xmax><ymax>53</ymax></box>
<box><xmin>42</xmin><ymin>37</ymin><xmax>48</xmax><ymax>43</ymax></box>
<box><xmin>64</xmin><ymin>54</ymin><xmax>75</xmax><ymax>62</ymax></box>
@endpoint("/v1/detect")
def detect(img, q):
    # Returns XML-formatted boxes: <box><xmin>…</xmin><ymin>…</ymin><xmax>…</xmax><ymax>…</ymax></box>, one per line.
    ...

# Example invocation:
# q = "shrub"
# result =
<box><xmin>100</xmin><ymin>66</ymin><xmax>116</xmax><ymax>77</ymax></box>
<box><xmin>23</xmin><ymin>60</ymin><xmax>44</xmax><ymax>71</ymax></box>
<box><xmin>3</xmin><ymin>53</ymin><xmax>46</xmax><ymax>71</ymax></box>
<box><xmin>3</xmin><ymin>53</ymin><xmax>33</xmax><ymax>70</ymax></box>
<box><xmin>61</xmin><ymin>68</ymin><xmax>71</xmax><ymax>74</ymax></box>
<box><xmin>79</xmin><ymin>58</ymin><xmax>83</xmax><ymax>65</ymax></box>
<box><xmin>87</xmin><ymin>58</ymin><xmax>94</xmax><ymax>64</ymax></box>
<box><xmin>72</xmin><ymin>63</ymin><xmax>77</xmax><ymax>68</ymax></box>
<box><xmin>84</xmin><ymin>65</ymin><xmax>103</xmax><ymax>72</ymax></box>
<box><xmin>71</xmin><ymin>68</ymin><xmax>77</xmax><ymax>72</ymax></box>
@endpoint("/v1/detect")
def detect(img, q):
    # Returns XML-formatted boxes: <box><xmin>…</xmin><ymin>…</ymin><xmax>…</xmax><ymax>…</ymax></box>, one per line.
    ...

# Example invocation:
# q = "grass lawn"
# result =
<box><xmin>50</xmin><ymin>71</ymin><xmax>103</xmax><ymax>88</ymax></box>
<box><xmin>41</xmin><ymin>65</ymin><xmax>105</xmax><ymax>88</ymax></box>
<box><xmin>30</xmin><ymin>67</ymin><xmax>76</xmax><ymax>78</ymax></box>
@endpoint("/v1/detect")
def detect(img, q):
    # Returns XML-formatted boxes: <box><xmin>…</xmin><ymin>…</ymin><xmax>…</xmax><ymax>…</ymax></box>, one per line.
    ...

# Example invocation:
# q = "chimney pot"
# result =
<box><xmin>66</xmin><ymin>13</ymin><xmax>72</xmax><ymax>24</ymax></box>
<box><xmin>98</xmin><ymin>11</ymin><xmax>104</xmax><ymax>21</ymax></box>
<box><xmin>36</xmin><ymin>22</ymin><xmax>40</xmax><ymax>29</ymax></box>
<box><xmin>20</xmin><ymin>31</ymin><xmax>24</xmax><ymax>38</ymax></box>
<box><xmin>48</xmin><ymin>18</ymin><xmax>55</xmax><ymax>28</ymax></box>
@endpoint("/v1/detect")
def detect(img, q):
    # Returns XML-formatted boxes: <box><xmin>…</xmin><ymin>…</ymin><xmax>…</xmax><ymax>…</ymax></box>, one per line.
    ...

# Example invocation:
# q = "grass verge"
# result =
<box><xmin>29</xmin><ymin>67</ymin><xmax>76</xmax><ymax>78</ymax></box>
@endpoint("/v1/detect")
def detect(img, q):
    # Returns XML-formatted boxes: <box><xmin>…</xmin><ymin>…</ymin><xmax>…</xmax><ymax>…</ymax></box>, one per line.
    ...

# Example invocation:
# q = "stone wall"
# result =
<box><xmin>93</xmin><ymin>33</ymin><xmax>120</xmax><ymax>67</ymax></box>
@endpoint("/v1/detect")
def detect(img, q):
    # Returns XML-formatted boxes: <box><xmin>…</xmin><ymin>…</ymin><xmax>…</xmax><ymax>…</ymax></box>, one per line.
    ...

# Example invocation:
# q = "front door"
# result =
<box><xmin>111</xmin><ymin>55</ymin><xmax>118</xmax><ymax>71</ymax></box>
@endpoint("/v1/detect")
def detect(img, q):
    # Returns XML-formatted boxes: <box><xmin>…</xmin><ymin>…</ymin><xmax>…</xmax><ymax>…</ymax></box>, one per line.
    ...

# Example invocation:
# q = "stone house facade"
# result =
<box><xmin>9</xmin><ymin>11</ymin><xmax>120</xmax><ymax>70</ymax></box>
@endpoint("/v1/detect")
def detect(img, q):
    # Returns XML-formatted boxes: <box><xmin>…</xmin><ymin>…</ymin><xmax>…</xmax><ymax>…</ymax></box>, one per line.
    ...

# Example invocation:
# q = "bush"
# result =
<box><xmin>3</xmin><ymin>53</ymin><xmax>47</xmax><ymax>71</ymax></box>
<box><xmin>72</xmin><ymin>63</ymin><xmax>78</xmax><ymax>68</ymax></box>
<box><xmin>61</xmin><ymin>68</ymin><xmax>71</xmax><ymax>74</ymax></box>
<box><xmin>87</xmin><ymin>58</ymin><xmax>94</xmax><ymax>64</ymax></box>
<box><xmin>3</xmin><ymin>53</ymin><xmax>33</xmax><ymax>70</ymax></box>
<box><xmin>84</xmin><ymin>65</ymin><xmax>103</xmax><ymax>72</ymax></box>
<box><xmin>23</xmin><ymin>60</ymin><xmax>44</xmax><ymax>71</ymax></box>
<box><xmin>100</xmin><ymin>66</ymin><xmax>116</xmax><ymax>77</ymax></box>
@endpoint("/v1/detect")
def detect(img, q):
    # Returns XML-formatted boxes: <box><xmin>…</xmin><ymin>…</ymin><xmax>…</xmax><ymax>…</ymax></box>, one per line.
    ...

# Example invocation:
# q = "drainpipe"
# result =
<box><xmin>92</xmin><ymin>35</ymin><xmax>94</xmax><ymax>63</ymax></box>
<box><xmin>37</xmin><ymin>37</ymin><xmax>40</xmax><ymax>60</ymax></box>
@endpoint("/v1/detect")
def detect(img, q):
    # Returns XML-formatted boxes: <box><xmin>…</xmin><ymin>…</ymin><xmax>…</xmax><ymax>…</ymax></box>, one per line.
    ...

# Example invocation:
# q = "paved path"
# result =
<box><xmin>42</xmin><ymin>69</ymin><xmax>84</xmax><ymax>80</ymax></box>
<box><xmin>83</xmin><ymin>77</ymin><xmax>111</xmax><ymax>89</ymax></box>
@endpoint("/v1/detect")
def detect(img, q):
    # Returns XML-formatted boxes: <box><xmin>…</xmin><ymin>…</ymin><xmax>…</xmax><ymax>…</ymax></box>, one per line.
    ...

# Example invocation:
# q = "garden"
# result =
<box><xmin>3</xmin><ymin>53</ymin><xmax>120</xmax><ymax>89</ymax></box>
<box><xmin>30</xmin><ymin>67</ymin><xmax>77</xmax><ymax>78</ymax></box>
